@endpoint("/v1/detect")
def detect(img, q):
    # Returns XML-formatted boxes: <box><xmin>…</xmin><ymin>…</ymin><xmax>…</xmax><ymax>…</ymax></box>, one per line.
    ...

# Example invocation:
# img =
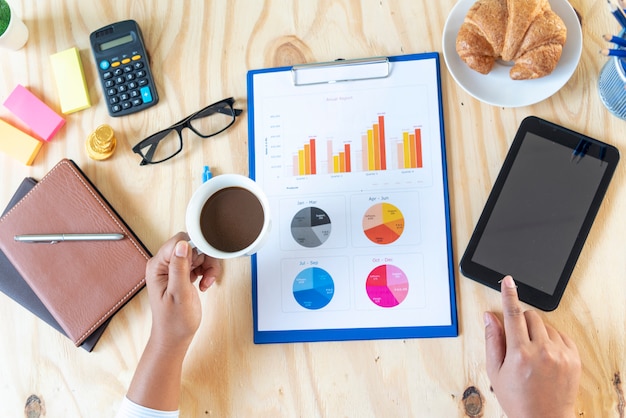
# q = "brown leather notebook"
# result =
<box><xmin>0</xmin><ymin>159</ymin><xmax>150</xmax><ymax>346</ymax></box>
<box><xmin>0</xmin><ymin>177</ymin><xmax>110</xmax><ymax>351</ymax></box>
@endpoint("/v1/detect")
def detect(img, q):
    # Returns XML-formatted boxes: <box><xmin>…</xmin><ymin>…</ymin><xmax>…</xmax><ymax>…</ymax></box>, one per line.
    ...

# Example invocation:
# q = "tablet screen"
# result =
<box><xmin>470</xmin><ymin>131</ymin><xmax>606</xmax><ymax>295</ymax></box>
<box><xmin>460</xmin><ymin>116</ymin><xmax>619</xmax><ymax>310</ymax></box>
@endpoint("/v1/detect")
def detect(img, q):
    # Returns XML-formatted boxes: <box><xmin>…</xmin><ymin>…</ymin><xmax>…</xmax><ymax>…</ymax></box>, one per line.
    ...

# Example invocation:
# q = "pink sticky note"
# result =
<box><xmin>3</xmin><ymin>85</ymin><xmax>65</xmax><ymax>142</ymax></box>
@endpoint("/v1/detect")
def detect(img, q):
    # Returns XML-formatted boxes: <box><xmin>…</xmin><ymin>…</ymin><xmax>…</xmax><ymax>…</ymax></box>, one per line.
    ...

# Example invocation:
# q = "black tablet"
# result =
<box><xmin>460</xmin><ymin>116</ymin><xmax>619</xmax><ymax>311</ymax></box>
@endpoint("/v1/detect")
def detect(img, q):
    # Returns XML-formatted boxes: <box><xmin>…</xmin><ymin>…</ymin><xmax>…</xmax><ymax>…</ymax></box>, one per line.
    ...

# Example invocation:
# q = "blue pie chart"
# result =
<box><xmin>292</xmin><ymin>267</ymin><xmax>334</xmax><ymax>310</ymax></box>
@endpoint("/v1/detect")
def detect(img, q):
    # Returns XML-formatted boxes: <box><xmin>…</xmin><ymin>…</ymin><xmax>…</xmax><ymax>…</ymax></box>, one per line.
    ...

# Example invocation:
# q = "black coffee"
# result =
<box><xmin>199</xmin><ymin>186</ymin><xmax>265</xmax><ymax>253</ymax></box>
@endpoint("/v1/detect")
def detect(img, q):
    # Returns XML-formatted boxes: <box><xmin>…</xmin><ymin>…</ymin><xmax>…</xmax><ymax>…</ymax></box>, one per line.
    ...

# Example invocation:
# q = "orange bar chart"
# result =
<box><xmin>378</xmin><ymin>116</ymin><xmax>386</xmax><ymax>170</ymax></box>
<box><xmin>291</xmin><ymin>117</ymin><xmax>421</xmax><ymax>175</ymax></box>
<box><xmin>364</xmin><ymin>115</ymin><xmax>387</xmax><ymax>171</ymax></box>
<box><xmin>328</xmin><ymin>141</ymin><xmax>352</xmax><ymax>173</ymax></box>
<box><xmin>398</xmin><ymin>128</ymin><xmax>423</xmax><ymax>169</ymax></box>
<box><xmin>331</xmin><ymin>144</ymin><xmax>352</xmax><ymax>173</ymax></box>
<box><xmin>294</xmin><ymin>138</ymin><xmax>317</xmax><ymax>175</ymax></box>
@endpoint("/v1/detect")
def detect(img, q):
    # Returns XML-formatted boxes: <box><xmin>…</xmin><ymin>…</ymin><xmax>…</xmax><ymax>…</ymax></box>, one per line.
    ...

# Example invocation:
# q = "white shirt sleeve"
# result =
<box><xmin>115</xmin><ymin>396</ymin><xmax>179</xmax><ymax>418</ymax></box>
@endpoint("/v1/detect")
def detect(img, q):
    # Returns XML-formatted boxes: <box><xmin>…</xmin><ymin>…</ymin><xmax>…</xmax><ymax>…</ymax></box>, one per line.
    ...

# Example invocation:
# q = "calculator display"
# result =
<box><xmin>100</xmin><ymin>34</ymin><xmax>133</xmax><ymax>51</ymax></box>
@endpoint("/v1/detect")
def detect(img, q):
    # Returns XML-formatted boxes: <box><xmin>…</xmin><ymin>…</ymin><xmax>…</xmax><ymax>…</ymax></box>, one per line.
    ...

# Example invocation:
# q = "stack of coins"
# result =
<box><xmin>86</xmin><ymin>124</ymin><xmax>116</xmax><ymax>160</ymax></box>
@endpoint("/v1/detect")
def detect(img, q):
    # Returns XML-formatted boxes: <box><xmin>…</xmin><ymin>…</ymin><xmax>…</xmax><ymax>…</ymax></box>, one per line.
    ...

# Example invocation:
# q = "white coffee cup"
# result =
<box><xmin>186</xmin><ymin>174</ymin><xmax>271</xmax><ymax>259</ymax></box>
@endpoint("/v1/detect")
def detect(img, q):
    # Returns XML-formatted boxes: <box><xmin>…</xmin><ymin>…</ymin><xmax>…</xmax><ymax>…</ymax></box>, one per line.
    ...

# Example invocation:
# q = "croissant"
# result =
<box><xmin>456</xmin><ymin>0</ymin><xmax>567</xmax><ymax>80</ymax></box>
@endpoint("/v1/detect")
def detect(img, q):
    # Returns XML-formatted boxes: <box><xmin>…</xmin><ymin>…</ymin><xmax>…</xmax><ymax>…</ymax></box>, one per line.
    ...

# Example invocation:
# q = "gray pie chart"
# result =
<box><xmin>290</xmin><ymin>207</ymin><xmax>331</xmax><ymax>248</ymax></box>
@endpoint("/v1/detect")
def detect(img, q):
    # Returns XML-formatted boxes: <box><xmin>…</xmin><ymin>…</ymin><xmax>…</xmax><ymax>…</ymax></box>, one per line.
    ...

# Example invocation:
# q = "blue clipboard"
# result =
<box><xmin>247</xmin><ymin>53</ymin><xmax>457</xmax><ymax>344</ymax></box>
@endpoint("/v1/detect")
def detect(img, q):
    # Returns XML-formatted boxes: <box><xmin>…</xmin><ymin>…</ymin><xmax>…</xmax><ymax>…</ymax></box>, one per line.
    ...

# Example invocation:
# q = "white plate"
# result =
<box><xmin>442</xmin><ymin>0</ymin><xmax>582</xmax><ymax>107</ymax></box>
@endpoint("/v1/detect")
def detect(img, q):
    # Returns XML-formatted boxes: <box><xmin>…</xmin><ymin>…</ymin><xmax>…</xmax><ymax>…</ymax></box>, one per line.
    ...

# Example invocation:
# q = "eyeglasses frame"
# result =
<box><xmin>132</xmin><ymin>97</ymin><xmax>243</xmax><ymax>165</ymax></box>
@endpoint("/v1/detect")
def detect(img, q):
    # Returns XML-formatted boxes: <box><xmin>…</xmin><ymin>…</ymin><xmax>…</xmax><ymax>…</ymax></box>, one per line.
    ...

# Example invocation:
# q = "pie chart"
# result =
<box><xmin>291</xmin><ymin>207</ymin><xmax>331</xmax><ymax>248</ymax></box>
<box><xmin>362</xmin><ymin>202</ymin><xmax>404</xmax><ymax>244</ymax></box>
<box><xmin>292</xmin><ymin>267</ymin><xmax>335</xmax><ymax>310</ymax></box>
<box><xmin>365</xmin><ymin>264</ymin><xmax>409</xmax><ymax>308</ymax></box>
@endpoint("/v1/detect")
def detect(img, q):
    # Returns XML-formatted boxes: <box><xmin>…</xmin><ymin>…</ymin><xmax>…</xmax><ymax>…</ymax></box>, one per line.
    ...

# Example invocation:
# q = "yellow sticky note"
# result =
<box><xmin>0</xmin><ymin>119</ymin><xmax>43</xmax><ymax>165</ymax></box>
<box><xmin>50</xmin><ymin>47</ymin><xmax>92</xmax><ymax>114</ymax></box>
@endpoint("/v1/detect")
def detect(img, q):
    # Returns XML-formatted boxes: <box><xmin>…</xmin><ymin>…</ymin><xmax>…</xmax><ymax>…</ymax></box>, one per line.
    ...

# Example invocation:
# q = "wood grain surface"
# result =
<box><xmin>0</xmin><ymin>1</ymin><xmax>624</xmax><ymax>417</ymax></box>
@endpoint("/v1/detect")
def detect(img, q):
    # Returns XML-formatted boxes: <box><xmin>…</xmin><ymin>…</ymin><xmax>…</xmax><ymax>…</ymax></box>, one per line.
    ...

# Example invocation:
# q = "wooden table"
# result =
<box><xmin>1</xmin><ymin>1</ymin><xmax>624</xmax><ymax>416</ymax></box>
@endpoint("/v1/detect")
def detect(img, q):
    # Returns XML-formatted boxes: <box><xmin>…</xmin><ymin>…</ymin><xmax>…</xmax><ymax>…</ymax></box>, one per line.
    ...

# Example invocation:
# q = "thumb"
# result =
<box><xmin>167</xmin><ymin>240</ymin><xmax>192</xmax><ymax>298</ymax></box>
<box><xmin>484</xmin><ymin>311</ymin><xmax>506</xmax><ymax>379</ymax></box>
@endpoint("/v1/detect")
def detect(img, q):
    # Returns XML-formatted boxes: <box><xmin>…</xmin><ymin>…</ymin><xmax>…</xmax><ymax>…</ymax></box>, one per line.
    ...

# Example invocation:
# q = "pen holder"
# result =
<box><xmin>598</xmin><ymin>30</ymin><xmax>626</xmax><ymax>120</ymax></box>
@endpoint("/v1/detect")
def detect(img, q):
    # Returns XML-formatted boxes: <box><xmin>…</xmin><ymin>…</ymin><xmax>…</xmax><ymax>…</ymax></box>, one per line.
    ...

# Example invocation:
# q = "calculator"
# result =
<box><xmin>89</xmin><ymin>20</ymin><xmax>159</xmax><ymax>117</ymax></box>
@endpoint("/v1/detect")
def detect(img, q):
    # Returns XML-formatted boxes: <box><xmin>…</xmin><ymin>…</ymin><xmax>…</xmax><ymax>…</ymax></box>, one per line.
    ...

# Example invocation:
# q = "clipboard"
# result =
<box><xmin>247</xmin><ymin>53</ymin><xmax>457</xmax><ymax>344</ymax></box>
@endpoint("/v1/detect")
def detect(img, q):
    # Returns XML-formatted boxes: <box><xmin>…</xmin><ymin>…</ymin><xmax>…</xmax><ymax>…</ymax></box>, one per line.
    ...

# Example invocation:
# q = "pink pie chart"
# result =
<box><xmin>365</xmin><ymin>264</ymin><xmax>409</xmax><ymax>308</ymax></box>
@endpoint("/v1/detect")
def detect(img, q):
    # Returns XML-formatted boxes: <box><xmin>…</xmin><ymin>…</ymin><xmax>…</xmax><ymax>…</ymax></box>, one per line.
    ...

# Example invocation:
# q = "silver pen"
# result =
<box><xmin>14</xmin><ymin>233</ymin><xmax>125</xmax><ymax>243</ymax></box>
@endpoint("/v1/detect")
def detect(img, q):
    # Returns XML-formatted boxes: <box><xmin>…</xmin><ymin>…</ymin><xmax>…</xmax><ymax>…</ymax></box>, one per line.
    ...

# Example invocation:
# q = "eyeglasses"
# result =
<box><xmin>132</xmin><ymin>97</ymin><xmax>243</xmax><ymax>165</ymax></box>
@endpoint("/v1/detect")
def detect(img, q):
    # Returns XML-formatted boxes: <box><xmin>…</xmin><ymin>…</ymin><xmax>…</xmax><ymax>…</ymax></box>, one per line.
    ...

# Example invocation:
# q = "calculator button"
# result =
<box><xmin>132</xmin><ymin>98</ymin><xmax>143</xmax><ymax>106</ymax></box>
<box><xmin>118</xmin><ymin>85</ymin><xmax>127</xmax><ymax>93</ymax></box>
<box><xmin>132</xmin><ymin>55</ymin><xmax>141</xmax><ymax>61</ymax></box>
<box><xmin>122</xmin><ymin>58</ymin><xmax>131</xmax><ymax>64</ymax></box>
<box><xmin>103</xmin><ymin>71</ymin><xmax>113</xmax><ymax>79</ymax></box>
<box><xmin>128</xmin><ymin>81</ymin><xmax>138</xmax><ymax>89</ymax></box>
<box><xmin>99</xmin><ymin>60</ymin><xmax>110</xmax><ymax>70</ymax></box>
<box><xmin>111</xmin><ymin>104</ymin><xmax>122</xmax><ymax>113</ymax></box>
<box><xmin>107</xmin><ymin>88</ymin><xmax>117</xmax><ymax>96</ymax></box>
<box><xmin>120</xmin><ymin>93</ymin><xmax>130</xmax><ymax>101</ymax></box>
<box><xmin>114</xmin><ymin>68</ymin><xmax>123</xmax><ymax>76</ymax></box>
<box><xmin>130</xmin><ymin>90</ymin><xmax>140</xmax><ymax>98</ymax></box>
<box><xmin>140</xmin><ymin>86</ymin><xmax>153</xmax><ymax>103</ymax></box>
<box><xmin>109</xmin><ymin>97</ymin><xmax>119</xmax><ymax>104</ymax></box>
<box><xmin>136</xmin><ymin>70</ymin><xmax>146</xmax><ymax>78</ymax></box>
<box><xmin>122</xmin><ymin>102</ymin><xmax>132</xmax><ymax>110</ymax></box>
<box><xmin>125</xmin><ymin>73</ymin><xmax>135</xmax><ymax>81</ymax></box>
<box><xmin>105</xmin><ymin>80</ymin><xmax>115</xmax><ymax>88</ymax></box>
<box><xmin>138</xmin><ymin>79</ymin><xmax>148</xmax><ymax>87</ymax></box>
<box><xmin>115</xmin><ymin>77</ymin><xmax>125</xmax><ymax>84</ymax></box>
<box><xmin>123</xmin><ymin>65</ymin><xmax>133</xmax><ymax>73</ymax></box>
<box><xmin>111</xmin><ymin>61</ymin><xmax>121</xmax><ymax>67</ymax></box>
<box><xmin>133</xmin><ymin>61</ymin><xmax>144</xmax><ymax>70</ymax></box>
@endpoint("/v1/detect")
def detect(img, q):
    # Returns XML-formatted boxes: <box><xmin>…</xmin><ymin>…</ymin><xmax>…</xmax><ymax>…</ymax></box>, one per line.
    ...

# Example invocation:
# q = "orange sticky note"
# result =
<box><xmin>0</xmin><ymin>119</ymin><xmax>43</xmax><ymax>165</ymax></box>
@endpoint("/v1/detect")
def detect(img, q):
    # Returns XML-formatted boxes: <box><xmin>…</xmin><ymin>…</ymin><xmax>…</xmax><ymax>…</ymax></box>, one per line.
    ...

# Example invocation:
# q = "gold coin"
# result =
<box><xmin>94</xmin><ymin>124</ymin><xmax>114</xmax><ymax>144</ymax></box>
<box><xmin>86</xmin><ymin>124</ymin><xmax>116</xmax><ymax>160</ymax></box>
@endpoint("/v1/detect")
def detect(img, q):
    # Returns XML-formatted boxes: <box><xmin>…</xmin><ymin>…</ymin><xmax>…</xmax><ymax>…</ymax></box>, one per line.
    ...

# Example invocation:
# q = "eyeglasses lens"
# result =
<box><xmin>188</xmin><ymin>103</ymin><xmax>235</xmax><ymax>137</ymax></box>
<box><xmin>138</xmin><ymin>129</ymin><xmax>182</xmax><ymax>163</ymax></box>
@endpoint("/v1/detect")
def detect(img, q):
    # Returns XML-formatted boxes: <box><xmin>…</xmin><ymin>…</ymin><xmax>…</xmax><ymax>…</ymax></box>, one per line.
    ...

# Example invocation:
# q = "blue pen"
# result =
<box><xmin>600</xmin><ymin>48</ymin><xmax>626</xmax><ymax>57</ymax></box>
<box><xmin>608</xmin><ymin>0</ymin><xmax>626</xmax><ymax>29</ymax></box>
<box><xmin>603</xmin><ymin>34</ymin><xmax>626</xmax><ymax>48</ymax></box>
<box><xmin>203</xmin><ymin>165</ymin><xmax>212</xmax><ymax>182</ymax></box>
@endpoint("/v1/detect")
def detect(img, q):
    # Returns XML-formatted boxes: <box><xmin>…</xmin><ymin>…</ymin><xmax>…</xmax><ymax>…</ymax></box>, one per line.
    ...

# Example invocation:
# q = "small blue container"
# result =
<box><xmin>598</xmin><ymin>31</ymin><xmax>626</xmax><ymax>120</ymax></box>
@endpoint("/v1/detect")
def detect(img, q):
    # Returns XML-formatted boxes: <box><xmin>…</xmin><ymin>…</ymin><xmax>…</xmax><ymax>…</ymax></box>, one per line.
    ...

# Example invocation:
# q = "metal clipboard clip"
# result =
<box><xmin>291</xmin><ymin>57</ymin><xmax>390</xmax><ymax>86</ymax></box>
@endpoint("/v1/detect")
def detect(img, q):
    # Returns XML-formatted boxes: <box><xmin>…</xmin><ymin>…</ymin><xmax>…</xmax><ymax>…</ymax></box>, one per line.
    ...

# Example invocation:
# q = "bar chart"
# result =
<box><xmin>290</xmin><ymin>115</ymin><xmax>424</xmax><ymax>176</ymax></box>
<box><xmin>293</xmin><ymin>138</ymin><xmax>317</xmax><ymax>176</ymax></box>
<box><xmin>328</xmin><ymin>142</ymin><xmax>352</xmax><ymax>174</ymax></box>
<box><xmin>363</xmin><ymin>115</ymin><xmax>387</xmax><ymax>171</ymax></box>
<box><xmin>397</xmin><ymin>128</ymin><xmax>423</xmax><ymax>169</ymax></box>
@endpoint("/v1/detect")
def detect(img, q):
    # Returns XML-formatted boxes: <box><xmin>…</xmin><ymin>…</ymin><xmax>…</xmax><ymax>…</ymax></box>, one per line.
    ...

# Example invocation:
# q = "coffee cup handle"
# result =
<box><xmin>188</xmin><ymin>240</ymin><xmax>203</xmax><ymax>254</ymax></box>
